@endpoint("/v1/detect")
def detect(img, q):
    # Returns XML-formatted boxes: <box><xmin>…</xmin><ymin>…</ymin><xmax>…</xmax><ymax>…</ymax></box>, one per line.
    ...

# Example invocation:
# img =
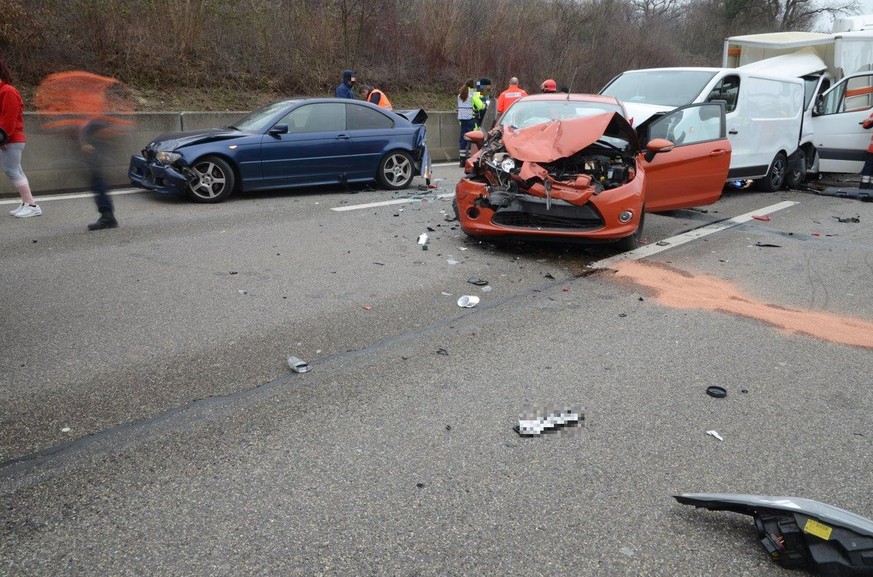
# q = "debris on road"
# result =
<box><xmin>706</xmin><ymin>430</ymin><xmax>724</xmax><ymax>441</ymax></box>
<box><xmin>816</xmin><ymin>187</ymin><xmax>873</xmax><ymax>202</ymax></box>
<box><xmin>287</xmin><ymin>355</ymin><xmax>311</xmax><ymax>373</ymax></box>
<box><xmin>515</xmin><ymin>406</ymin><xmax>584</xmax><ymax>436</ymax></box>
<box><xmin>467</xmin><ymin>277</ymin><xmax>489</xmax><ymax>286</ymax></box>
<box><xmin>457</xmin><ymin>295</ymin><xmax>479</xmax><ymax>308</ymax></box>
<box><xmin>436</xmin><ymin>348</ymin><xmax>449</xmax><ymax>356</ymax></box>
<box><xmin>417</xmin><ymin>233</ymin><xmax>429</xmax><ymax>249</ymax></box>
<box><xmin>706</xmin><ymin>386</ymin><xmax>727</xmax><ymax>398</ymax></box>
<box><xmin>834</xmin><ymin>215</ymin><xmax>861</xmax><ymax>223</ymax></box>
<box><xmin>752</xmin><ymin>214</ymin><xmax>771</xmax><ymax>222</ymax></box>
<box><xmin>754</xmin><ymin>241</ymin><xmax>782</xmax><ymax>248</ymax></box>
<box><xmin>674</xmin><ymin>493</ymin><xmax>873</xmax><ymax>575</ymax></box>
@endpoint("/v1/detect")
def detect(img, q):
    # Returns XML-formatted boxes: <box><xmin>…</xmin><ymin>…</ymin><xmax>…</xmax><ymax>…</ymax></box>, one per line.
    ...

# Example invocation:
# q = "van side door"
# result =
<box><xmin>811</xmin><ymin>72</ymin><xmax>873</xmax><ymax>173</ymax></box>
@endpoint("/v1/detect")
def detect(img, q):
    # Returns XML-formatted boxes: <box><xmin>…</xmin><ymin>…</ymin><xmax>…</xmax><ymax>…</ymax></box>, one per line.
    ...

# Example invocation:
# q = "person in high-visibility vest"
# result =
<box><xmin>364</xmin><ymin>85</ymin><xmax>393</xmax><ymax>110</ymax></box>
<box><xmin>496</xmin><ymin>77</ymin><xmax>528</xmax><ymax>116</ymax></box>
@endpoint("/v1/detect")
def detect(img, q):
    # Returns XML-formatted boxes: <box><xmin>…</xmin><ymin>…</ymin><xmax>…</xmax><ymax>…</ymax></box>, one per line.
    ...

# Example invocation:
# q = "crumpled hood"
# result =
<box><xmin>501</xmin><ymin>112</ymin><xmax>638</xmax><ymax>162</ymax></box>
<box><xmin>148</xmin><ymin>128</ymin><xmax>243</xmax><ymax>151</ymax></box>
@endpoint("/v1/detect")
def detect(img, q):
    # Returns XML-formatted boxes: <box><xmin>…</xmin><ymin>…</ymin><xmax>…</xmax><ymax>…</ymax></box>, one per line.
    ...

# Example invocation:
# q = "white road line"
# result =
<box><xmin>588</xmin><ymin>200</ymin><xmax>798</xmax><ymax>270</ymax></box>
<box><xmin>332</xmin><ymin>192</ymin><xmax>455</xmax><ymax>212</ymax></box>
<box><xmin>0</xmin><ymin>188</ymin><xmax>144</xmax><ymax>205</ymax></box>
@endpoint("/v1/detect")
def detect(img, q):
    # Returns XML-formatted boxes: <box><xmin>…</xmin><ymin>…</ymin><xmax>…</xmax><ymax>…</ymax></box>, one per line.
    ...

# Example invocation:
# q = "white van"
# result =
<box><xmin>600</xmin><ymin>67</ymin><xmax>805</xmax><ymax>190</ymax></box>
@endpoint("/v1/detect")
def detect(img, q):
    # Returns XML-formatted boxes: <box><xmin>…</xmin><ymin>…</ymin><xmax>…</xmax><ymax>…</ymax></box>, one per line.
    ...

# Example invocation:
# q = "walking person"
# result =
<box><xmin>457</xmin><ymin>79</ymin><xmax>477</xmax><ymax>167</ymax></box>
<box><xmin>0</xmin><ymin>58</ymin><xmax>40</xmax><ymax>218</ymax></box>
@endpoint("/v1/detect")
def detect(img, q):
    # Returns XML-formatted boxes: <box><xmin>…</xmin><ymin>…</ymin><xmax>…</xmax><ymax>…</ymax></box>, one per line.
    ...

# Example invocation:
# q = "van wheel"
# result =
<box><xmin>784</xmin><ymin>155</ymin><xmax>807</xmax><ymax>189</ymax></box>
<box><xmin>755</xmin><ymin>152</ymin><xmax>787</xmax><ymax>192</ymax></box>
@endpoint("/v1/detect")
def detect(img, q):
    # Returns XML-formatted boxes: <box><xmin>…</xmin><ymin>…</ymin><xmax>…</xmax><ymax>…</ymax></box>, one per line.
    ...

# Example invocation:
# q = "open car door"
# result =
<box><xmin>637</xmin><ymin>102</ymin><xmax>731</xmax><ymax>212</ymax></box>
<box><xmin>810</xmin><ymin>71</ymin><xmax>873</xmax><ymax>173</ymax></box>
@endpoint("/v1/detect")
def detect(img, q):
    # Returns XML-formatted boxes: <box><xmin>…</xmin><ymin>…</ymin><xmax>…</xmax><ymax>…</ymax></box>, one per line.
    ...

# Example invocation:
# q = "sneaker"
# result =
<box><xmin>9</xmin><ymin>202</ymin><xmax>25</xmax><ymax>216</ymax></box>
<box><xmin>14</xmin><ymin>204</ymin><xmax>42</xmax><ymax>218</ymax></box>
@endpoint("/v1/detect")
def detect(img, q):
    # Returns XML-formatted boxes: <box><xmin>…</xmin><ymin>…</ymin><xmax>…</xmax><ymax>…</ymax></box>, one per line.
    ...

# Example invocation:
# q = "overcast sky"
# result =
<box><xmin>819</xmin><ymin>0</ymin><xmax>873</xmax><ymax>31</ymax></box>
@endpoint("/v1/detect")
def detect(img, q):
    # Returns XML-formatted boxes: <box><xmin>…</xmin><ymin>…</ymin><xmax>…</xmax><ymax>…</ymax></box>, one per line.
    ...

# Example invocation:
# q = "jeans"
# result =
<box><xmin>458</xmin><ymin>118</ymin><xmax>476</xmax><ymax>155</ymax></box>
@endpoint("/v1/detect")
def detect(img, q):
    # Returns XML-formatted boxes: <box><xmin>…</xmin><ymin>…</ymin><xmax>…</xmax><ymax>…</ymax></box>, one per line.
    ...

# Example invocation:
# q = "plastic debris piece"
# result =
<box><xmin>706</xmin><ymin>386</ymin><xmax>727</xmax><ymax>398</ymax></box>
<box><xmin>238</xmin><ymin>290</ymin><xmax>247</xmax><ymax>295</ymax></box>
<box><xmin>436</xmin><ymin>348</ymin><xmax>449</xmax><ymax>356</ymax></box>
<box><xmin>754</xmin><ymin>242</ymin><xmax>782</xmax><ymax>248</ymax></box>
<box><xmin>834</xmin><ymin>215</ymin><xmax>860</xmax><ymax>223</ymax></box>
<box><xmin>752</xmin><ymin>214</ymin><xmax>771</xmax><ymax>222</ymax></box>
<box><xmin>61</xmin><ymin>427</ymin><xmax>71</xmax><ymax>433</ymax></box>
<box><xmin>544</xmin><ymin>273</ymin><xmax>555</xmax><ymax>279</ymax></box>
<box><xmin>441</xmin><ymin>291</ymin><xmax>452</xmax><ymax>296</ymax></box>
<box><xmin>287</xmin><ymin>355</ymin><xmax>310</xmax><ymax>373</ymax></box>
<box><xmin>656</xmin><ymin>240</ymin><xmax>671</xmax><ymax>246</ymax></box>
<box><xmin>447</xmin><ymin>258</ymin><xmax>459</xmax><ymax>265</ymax></box>
<box><xmin>362</xmin><ymin>305</ymin><xmax>373</xmax><ymax>311</ymax></box>
<box><xmin>457</xmin><ymin>295</ymin><xmax>480</xmax><ymax>308</ymax></box>
<box><xmin>481</xmin><ymin>285</ymin><xmax>492</xmax><ymax>293</ymax></box>
<box><xmin>516</xmin><ymin>406</ymin><xmax>585</xmax><ymax>436</ymax></box>
<box><xmin>706</xmin><ymin>430</ymin><xmax>724</xmax><ymax>441</ymax></box>
<box><xmin>417</xmin><ymin>233</ymin><xmax>429</xmax><ymax>249</ymax></box>
<box><xmin>467</xmin><ymin>277</ymin><xmax>489</xmax><ymax>286</ymax></box>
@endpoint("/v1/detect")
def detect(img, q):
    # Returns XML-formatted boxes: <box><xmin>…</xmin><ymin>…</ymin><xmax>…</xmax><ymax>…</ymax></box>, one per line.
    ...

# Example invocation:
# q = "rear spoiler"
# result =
<box><xmin>395</xmin><ymin>109</ymin><xmax>428</xmax><ymax>124</ymax></box>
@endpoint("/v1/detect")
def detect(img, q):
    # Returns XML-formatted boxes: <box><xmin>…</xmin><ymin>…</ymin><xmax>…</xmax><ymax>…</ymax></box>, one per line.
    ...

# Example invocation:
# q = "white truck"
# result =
<box><xmin>723</xmin><ymin>27</ymin><xmax>873</xmax><ymax>178</ymax></box>
<box><xmin>600</xmin><ymin>67</ymin><xmax>805</xmax><ymax>190</ymax></box>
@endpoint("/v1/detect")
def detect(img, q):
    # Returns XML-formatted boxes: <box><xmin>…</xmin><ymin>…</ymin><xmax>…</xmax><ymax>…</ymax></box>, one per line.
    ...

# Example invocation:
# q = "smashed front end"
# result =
<box><xmin>454</xmin><ymin>112</ymin><xmax>644</xmax><ymax>242</ymax></box>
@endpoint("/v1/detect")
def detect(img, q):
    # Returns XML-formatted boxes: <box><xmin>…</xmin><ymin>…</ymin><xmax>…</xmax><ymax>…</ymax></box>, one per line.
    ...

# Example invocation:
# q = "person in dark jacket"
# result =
<box><xmin>336</xmin><ymin>70</ymin><xmax>356</xmax><ymax>99</ymax></box>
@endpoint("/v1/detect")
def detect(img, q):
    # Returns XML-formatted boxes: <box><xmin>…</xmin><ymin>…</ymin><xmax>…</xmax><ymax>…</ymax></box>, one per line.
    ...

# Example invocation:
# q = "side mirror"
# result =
<box><xmin>269</xmin><ymin>124</ymin><xmax>289</xmax><ymax>136</ymax></box>
<box><xmin>464</xmin><ymin>130</ymin><xmax>486</xmax><ymax>144</ymax></box>
<box><xmin>644</xmin><ymin>137</ymin><xmax>674</xmax><ymax>162</ymax></box>
<box><xmin>813</xmin><ymin>95</ymin><xmax>824</xmax><ymax>117</ymax></box>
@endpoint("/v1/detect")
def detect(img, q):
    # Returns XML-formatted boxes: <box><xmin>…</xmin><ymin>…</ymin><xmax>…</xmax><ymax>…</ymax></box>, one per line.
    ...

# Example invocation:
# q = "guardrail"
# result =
<box><xmin>0</xmin><ymin>111</ymin><xmax>462</xmax><ymax>197</ymax></box>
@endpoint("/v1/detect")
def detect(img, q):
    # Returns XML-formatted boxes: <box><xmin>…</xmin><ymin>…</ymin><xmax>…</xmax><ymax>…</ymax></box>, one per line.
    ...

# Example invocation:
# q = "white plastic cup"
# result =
<box><xmin>457</xmin><ymin>295</ymin><xmax>480</xmax><ymax>308</ymax></box>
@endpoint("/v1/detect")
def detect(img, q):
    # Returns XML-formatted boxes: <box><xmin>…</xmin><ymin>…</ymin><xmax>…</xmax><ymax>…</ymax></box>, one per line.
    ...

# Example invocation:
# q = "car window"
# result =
<box><xmin>234</xmin><ymin>100</ymin><xmax>298</xmax><ymax>132</ymax></box>
<box><xmin>347</xmin><ymin>103</ymin><xmax>394</xmax><ymax>130</ymax></box>
<box><xmin>279</xmin><ymin>103</ymin><xmax>346</xmax><ymax>133</ymax></box>
<box><xmin>658</xmin><ymin>104</ymin><xmax>723</xmax><ymax>146</ymax></box>
<box><xmin>705</xmin><ymin>76</ymin><xmax>739</xmax><ymax>113</ymax></box>
<box><xmin>602</xmin><ymin>70</ymin><xmax>718</xmax><ymax>107</ymax></box>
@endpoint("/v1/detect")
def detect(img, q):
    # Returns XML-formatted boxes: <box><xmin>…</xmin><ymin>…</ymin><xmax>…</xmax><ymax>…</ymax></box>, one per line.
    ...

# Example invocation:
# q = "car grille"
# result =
<box><xmin>491</xmin><ymin>196</ymin><xmax>604</xmax><ymax>230</ymax></box>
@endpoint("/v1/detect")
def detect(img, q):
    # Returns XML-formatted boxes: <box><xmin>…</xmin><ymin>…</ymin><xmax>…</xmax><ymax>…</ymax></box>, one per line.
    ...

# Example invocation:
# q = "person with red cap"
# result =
<box><xmin>541</xmin><ymin>79</ymin><xmax>557</xmax><ymax>93</ymax></box>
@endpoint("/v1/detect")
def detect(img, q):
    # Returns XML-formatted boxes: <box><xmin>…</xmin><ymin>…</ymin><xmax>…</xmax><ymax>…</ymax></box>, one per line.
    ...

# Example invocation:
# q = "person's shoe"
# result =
<box><xmin>459</xmin><ymin>157</ymin><xmax>466</xmax><ymax>168</ymax></box>
<box><xmin>9</xmin><ymin>202</ymin><xmax>25</xmax><ymax>216</ymax></box>
<box><xmin>14</xmin><ymin>204</ymin><xmax>42</xmax><ymax>218</ymax></box>
<box><xmin>87</xmin><ymin>210</ymin><xmax>118</xmax><ymax>230</ymax></box>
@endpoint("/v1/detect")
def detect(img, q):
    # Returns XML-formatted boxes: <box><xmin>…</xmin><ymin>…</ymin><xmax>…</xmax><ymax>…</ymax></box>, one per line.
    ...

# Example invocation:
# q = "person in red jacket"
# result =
<box><xmin>496</xmin><ymin>77</ymin><xmax>528</xmax><ymax>116</ymax></box>
<box><xmin>0</xmin><ymin>58</ymin><xmax>40</xmax><ymax>218</ymax></box>
<box><xmin>861</xmin><ymin>111</ymin><xmax>873</xmax><ymax>189</ymax></box>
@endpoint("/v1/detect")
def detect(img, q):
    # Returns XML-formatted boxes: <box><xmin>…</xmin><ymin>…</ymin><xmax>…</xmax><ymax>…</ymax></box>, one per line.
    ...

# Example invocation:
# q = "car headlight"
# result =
<box><xmin>155</xmin><ymin>151</ymin><xmax>181</xmax><ymax>164</ymax></box>
<box><xmin>500</xmin><ymin>157</ymin><xmax>516</xmax><ymax>172</ymax></box>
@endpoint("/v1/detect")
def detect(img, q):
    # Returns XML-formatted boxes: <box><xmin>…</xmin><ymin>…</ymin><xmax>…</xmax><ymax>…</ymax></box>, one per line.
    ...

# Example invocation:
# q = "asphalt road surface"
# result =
<box><xmin>2</xmin><ymin>166</ymin><xmax>872</xmax><ymax>576</ymax></box>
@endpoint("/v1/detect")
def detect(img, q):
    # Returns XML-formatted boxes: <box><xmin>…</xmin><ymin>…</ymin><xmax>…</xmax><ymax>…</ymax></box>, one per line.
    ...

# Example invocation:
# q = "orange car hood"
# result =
<box><xmin>501</xmin><ymin>112</ymin><xmax>637</xmax><ymax>163</ymax></box>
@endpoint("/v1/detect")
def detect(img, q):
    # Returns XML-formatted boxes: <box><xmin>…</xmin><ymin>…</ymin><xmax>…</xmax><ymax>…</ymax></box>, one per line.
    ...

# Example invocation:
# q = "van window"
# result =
<box><xmin>601</xmin><ymin>70</ymin><xmax>717</xmax><ymax>107</ymax></box>
<box><xmin>706</xmin><ymin>76</ymin><xmax>739</xmax><ymax>113</ymax></box>
<box><xmin>821</xmin><ymin>74</ymin><xmax>873</xmax><ymax>115</ymax></box>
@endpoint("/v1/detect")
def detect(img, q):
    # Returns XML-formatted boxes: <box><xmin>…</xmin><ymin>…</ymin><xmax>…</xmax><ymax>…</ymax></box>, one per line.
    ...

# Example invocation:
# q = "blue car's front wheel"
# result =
<box><xmin>187</xmin><ymin>156</ymin><xmax>236</xmax><ymax>203</ymax></box>
<box><xmin>377</xmin><ymin>150</ymin><xmax>414</xmax><ymax>190</ymax></box>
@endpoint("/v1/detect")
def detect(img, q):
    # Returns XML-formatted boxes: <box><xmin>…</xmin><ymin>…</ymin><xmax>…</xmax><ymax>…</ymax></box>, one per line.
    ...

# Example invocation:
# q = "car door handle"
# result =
<box><xmin>710</xmin><ymin>149</ymin><xmax>728</xmax><ymax>158</ymax></box>
<box><xmin>336</xmin><ymin>134</ymin><xmax>351</xmax><ymax>140</ymax></box>
<box><xmin>728</xmin><ymin>129</ymin><xmax>738</xmax><ymax>134</ymax></box>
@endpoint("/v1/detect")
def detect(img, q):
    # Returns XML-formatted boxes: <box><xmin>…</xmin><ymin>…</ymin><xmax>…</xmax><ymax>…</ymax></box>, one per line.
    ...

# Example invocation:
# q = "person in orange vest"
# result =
<box><xmin>496</xmin><ymin>77</ymin><xmax>528</xmax><ymax>116</ymax></box>
<box><xmin>364</xmin><ymin>84</ymin><xmax>393</xmax><ymax>110</ymax></box>
<box><xmin>861</xmin><ymin>111</ymin><xmax>873</xmax><ymax>189</ymax></box>
<box><xmin>541</xmin><ymin>79</ymin><xmax>557</xmax><ymax>93</ymax></box>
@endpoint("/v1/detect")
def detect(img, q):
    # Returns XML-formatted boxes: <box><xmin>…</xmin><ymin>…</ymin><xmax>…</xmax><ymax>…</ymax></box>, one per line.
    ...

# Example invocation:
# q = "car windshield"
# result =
<box><xmin>500</xmin><ymin>100</ymin><xmax>623</xmax><ymax>129</ymax></box>
<box><xmin>601</xmin><ymin>70</ymin><xmax>718</xmax><ymax>106</ymax></box>
<box><xmin>232</xmin><ymin>100</ymin><xmax>299</xmax><ymax>132</ymax></box>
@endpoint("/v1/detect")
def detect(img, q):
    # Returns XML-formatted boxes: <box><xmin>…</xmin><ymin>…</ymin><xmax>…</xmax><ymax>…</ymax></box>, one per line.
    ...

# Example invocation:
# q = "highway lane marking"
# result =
<box><xmin>332</xmin><ymin>192</ymin><xmax>454</xmax><ymax>211</ymax></box>
<box><xmin>0</xmin><ymin>188</ymin><xmax>144</xmax><ymax>205</ymax></box>
<box><xmin>587</xmin><ymin>200</ymin><xmax>798</xmax><ymax>270</ymax></box>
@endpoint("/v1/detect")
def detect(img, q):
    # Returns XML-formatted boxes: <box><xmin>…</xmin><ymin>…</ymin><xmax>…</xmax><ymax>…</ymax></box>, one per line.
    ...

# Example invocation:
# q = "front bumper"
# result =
<box><xmin>454</xmin><ymin>176</ymin><xmax>643</xmax><ymax>242</ymax></box>
<box><xmin>128</xmin><ymin>155</ymin><xmax>190</xmax><ymax>195</ymax></box>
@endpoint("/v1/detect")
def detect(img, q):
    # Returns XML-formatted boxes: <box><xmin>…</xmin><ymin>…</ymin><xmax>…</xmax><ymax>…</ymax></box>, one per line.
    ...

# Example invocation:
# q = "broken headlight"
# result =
<box><xmin>155</xmin><ymin>151</ymin><xmax>181</xmax><ymax>164</ymax></box>
<box><xmin>500</xmin><ymin>157</ymin><xmax>516</xmax><ymax>172</ymax></box>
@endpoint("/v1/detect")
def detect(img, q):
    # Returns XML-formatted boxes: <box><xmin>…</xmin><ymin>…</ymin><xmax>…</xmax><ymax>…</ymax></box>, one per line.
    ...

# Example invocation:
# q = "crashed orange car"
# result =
<box><xmin>454</xmin><ymin>94</ymin><xmax>732</xmax><ymax>248</ymax></box>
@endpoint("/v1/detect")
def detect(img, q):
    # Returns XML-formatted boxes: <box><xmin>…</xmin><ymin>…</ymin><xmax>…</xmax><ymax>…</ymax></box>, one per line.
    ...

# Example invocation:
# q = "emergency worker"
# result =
<box><xmin>496</xmin><ymin>77</ymin><xmax>528</xmax><ymax>116</ymax></box>
<box><xmin>541</xmin><ymin>79</ymin><xmax>557</xmax><ymax>93</ymax></box>
<box><xmin>365</xmin><ymin>85</ymin><xmax>392</xmax><ymax>110</ymax></box>
<box><xmin>472</xmin><ymin>77</ymin><xmax>491</xmax><ymax>129</ymax></box>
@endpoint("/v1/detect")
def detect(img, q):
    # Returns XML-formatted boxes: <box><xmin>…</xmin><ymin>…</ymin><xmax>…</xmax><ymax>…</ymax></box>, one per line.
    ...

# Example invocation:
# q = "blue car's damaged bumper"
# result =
<box><xmin>128</xmin><ymin>155</ymin><xmax>190</xmax><ymax>195</ymax></box>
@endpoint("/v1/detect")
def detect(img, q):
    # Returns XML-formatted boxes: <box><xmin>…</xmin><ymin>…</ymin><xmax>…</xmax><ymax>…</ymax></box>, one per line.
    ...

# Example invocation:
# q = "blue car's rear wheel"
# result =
<box><xmin>377</xmin><ymin>150</ymin><xmax>414</xmax><ymax>190</ymax></box>
<box><xmin>187</xmin><ymin>156</ymin><xmax>235</xmax><ymax>203</ymax></box>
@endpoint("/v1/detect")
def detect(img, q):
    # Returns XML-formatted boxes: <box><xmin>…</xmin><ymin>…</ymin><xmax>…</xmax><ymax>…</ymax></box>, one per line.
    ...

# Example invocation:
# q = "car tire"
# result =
<box><xmin>187</xmin><ymin>156</ymin><xmax>236</xmax><ymax>203</ymax></box>
<box><xmin>377</xmin><ymin>150</ymin><xmax>415</xmax><ymax>190</ymax></box>
<box><xmin>784</xmin><ymin>154</ymin><xmax>806</xmax><ymax>189</ymax></box>
<box><xmin>754</xmin><ymin>152</ymin><xmax>787</xmax><ymax>192</ymax></box>
<box><xmin>614</xmin><ymin>208</ymin><xmax>645</xmax><ymax>251</ymax></box>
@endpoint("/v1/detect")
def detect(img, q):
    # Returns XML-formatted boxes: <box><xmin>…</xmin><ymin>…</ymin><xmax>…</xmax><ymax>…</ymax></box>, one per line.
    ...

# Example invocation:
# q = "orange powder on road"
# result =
<box><xmin>611</xmin><ymin>260</ymin><xmax>873</xmax><ymax>349</ymax></box>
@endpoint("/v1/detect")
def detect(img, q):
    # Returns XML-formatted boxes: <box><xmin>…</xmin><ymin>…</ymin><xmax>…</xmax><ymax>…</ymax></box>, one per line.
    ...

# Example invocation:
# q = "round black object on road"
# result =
<box><xmin>706</xmin><ymin>386</ymin><xmax>727</xmax><ymax>398</ymax></box>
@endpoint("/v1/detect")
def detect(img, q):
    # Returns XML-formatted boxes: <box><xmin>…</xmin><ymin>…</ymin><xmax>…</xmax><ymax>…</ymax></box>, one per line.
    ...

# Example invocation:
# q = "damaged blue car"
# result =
<box><xmin>129</xmin><ymin>98</ymin><xmax>429</xmax><ymax>203</ymax></box>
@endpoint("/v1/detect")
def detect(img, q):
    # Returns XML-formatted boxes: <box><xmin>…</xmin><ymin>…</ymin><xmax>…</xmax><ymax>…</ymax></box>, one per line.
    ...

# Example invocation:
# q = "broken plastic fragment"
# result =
<box><xmin>754</xmin><ymin>241</ymin><xmax>781</xmax><ymax>248</ymax></box>
<box><xmin>752</xmin><ymin>214</ymin><xmax>771</xmax><ymax>222</ymax></box>
<box><xmin>417</xmin><ymin>233</ymin><xmax>429</xmax><ymax>249</ymax></box>
<box><xmin>706</xmin><ymin>386</ymin><xmax>727</xmax><ymax>398</ymax></box>
<box><xmin>287</xmin><ymin>355</ymin><xmax>310</xmax><ymax>373</ymax></box>
<box><xmin>467</xmin><ymin>277</ymin><xmax>489</xmax><ymax>286</ymax></box>
<box><xmin>457</xmin><ymin>295</ymin><xmax>480</xmax><ymax>308</ymax></box>
<box><xmin>516</xmin><ymin>406</ymin><xmax>584</xmax><ymax>436</ymax></box>
<box><xmin>674</xmin><ymin>493</ymin><xmax>873</xmax><ymax>575</ymax></box>
<box><xmin>61</xmin><ymin>427</ymin><xmax>71</xmax><ymax>433</ymax></box>
<box><xmin>706</xmin><ymin>430</ymin><xmax>724</xmax><ymax>441</ymax></box>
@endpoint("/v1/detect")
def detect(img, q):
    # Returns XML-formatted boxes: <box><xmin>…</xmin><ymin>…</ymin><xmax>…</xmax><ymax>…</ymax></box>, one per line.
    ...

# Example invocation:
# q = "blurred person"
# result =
<box><xmin>35</xmin><ymin>71</ymin><xmax>133</xmax><ymax>230</ymax></box>
<box><xmin>364</xmin><ymin>84</ymin><xmax>392</xmax><ymax>110</ymax></box>
<box><xmin>472</xmin><ymin>77</ymin><xmax>491</xmax><ymax>129</ymax></box>
<box><xmin>336</xmin><ymin>70</ymin><xmax>356</xmax><ymax>99</ymax></box>
<box><xmin>457</xmin><ymin>78</ymin><xmax>476</xmax><ymax>167</ymax></box>
<box><xmin>0</xmin><ymin>58</ymin><xmax>40</xmax><ymax>218</ymax></box>
<box><xmin>496</xmin><ymin>77</ymin><xmax>528</xmax><ymax>116</ymax></box>
<box><xmin>541</xmin><ymin>79</ymin><xmax>557</xmax><ymax>93</ymax></box>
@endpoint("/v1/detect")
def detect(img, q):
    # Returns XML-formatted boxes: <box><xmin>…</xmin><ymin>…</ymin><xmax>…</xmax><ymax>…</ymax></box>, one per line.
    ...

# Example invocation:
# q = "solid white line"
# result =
<box><xmin>0</xmin><ymin>188</ymin><xmax>144</xmax><ymax>205</ymax></box>
<box><xmin>587</xmin><ymin>200</ymin><xmax>798</xmax><ymax>270</ymax></box>
<box><xmin>332</xmin><ymin>192</ymin><xmax>454</xmax><ymax>212</ymax></box>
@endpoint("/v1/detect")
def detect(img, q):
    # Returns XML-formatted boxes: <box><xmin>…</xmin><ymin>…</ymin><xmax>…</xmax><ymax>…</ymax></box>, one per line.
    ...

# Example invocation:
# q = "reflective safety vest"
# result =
<box><xmin>368</xmin><ymin>88</ymin><xmax>393</xmax><ymax>110</ymax></box>
<box><xmin>497</xmin><ymin>87</ymin><xmax>528</xmax><ymax>114</ymax></box>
